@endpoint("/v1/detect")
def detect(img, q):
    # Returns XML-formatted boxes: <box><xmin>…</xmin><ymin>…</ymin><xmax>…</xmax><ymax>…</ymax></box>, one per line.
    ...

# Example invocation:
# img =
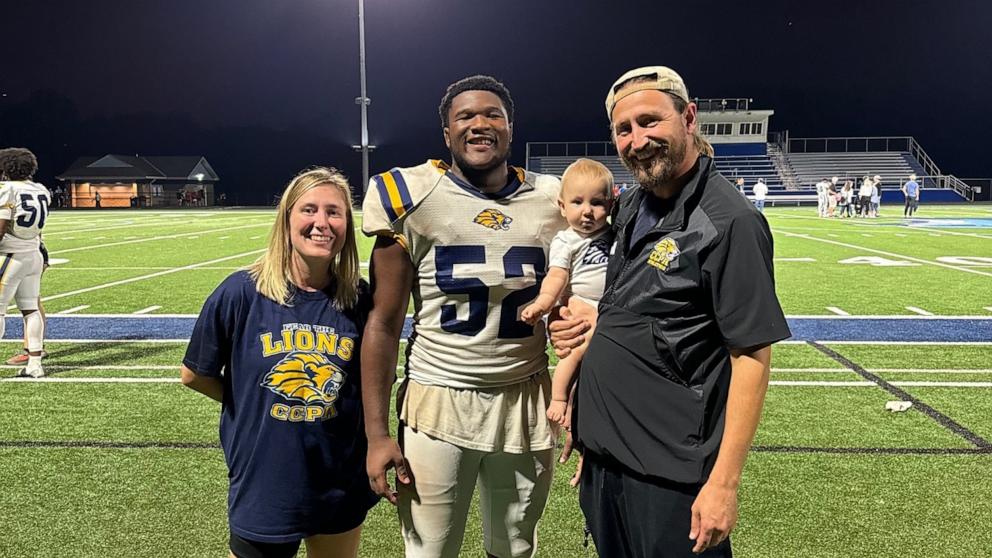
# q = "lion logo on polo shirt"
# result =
<box><xmin>473</xmin><ymin>208</ymin><xmax>513</xmax><ymax>231</ymax></box>
<box><xmin>648</xmin><ymin>237</ymin><xmax>680</xmax><ymax>271</ymax></box>
<box><xmin>261</xmin><ymin>352</ymin><xmax>346</xmax><ymax>405</ymax></box>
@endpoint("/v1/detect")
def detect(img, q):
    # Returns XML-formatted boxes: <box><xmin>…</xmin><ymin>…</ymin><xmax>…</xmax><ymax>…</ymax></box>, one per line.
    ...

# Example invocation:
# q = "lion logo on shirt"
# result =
<box><xmin>261</xmin><ymin>352</ymin><xmax>346</xmax><ymax>405</ymax></box>
<box><xmin>648</xmin><ymin>237</ymin><xmax>681</xmax><ymax>271</ymax></box>
<box><xmin>473</xmin><ymin>208</ymin><xmax>513</xmax><ymax>231</ymax></box>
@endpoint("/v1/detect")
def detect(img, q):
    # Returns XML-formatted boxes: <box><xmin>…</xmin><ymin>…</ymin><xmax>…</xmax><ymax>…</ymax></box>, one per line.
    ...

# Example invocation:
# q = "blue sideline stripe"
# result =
<box><xmin>3</xmin><ymin>316</ymin><xmax>991</xmax><ymax>343</ymax></box>
<box><xmin>3</xmin><ymin>316</ymin><xmax>196</xmax><ymax>340</ymax></box>
<box><xmin>787</xmin><ymin>318</ymin><xmax>992</xmax><ymax>342</ymax></box>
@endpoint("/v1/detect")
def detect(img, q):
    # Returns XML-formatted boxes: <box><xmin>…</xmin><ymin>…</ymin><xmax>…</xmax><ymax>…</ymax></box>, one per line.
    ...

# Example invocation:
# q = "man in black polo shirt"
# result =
<box><xmin>553</xmin><ymin>66</ymin><xmax>791</xmax><ymax>557</ymax></box>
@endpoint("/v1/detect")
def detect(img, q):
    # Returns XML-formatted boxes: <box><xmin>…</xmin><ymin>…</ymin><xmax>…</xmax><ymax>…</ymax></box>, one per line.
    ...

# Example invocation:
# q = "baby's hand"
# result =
<box><xmin>547</xmin><ymin>401</ymin><xmax>568</xmax><ymax>425</ymax></box>
<box><xmin>521</xmin><ymin>304</ymin><xmax>546</xmax><ymax>325</ymax></box>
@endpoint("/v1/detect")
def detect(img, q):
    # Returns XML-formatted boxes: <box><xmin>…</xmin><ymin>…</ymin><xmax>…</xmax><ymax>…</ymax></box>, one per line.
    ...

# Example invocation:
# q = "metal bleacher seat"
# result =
<box><xmin>785</xmin><ymin>151</ymin><xmax>926</xmax><ymax>188</ymax></box>
<box><xmin>532</xmin><ymin>153</ymin><xmax>786</xmax><ymax>194</ymax></box>
<box><xmin>712</xmin><ymin>154</ymin><xmax>784</xmax><ymax>192</ymax></box>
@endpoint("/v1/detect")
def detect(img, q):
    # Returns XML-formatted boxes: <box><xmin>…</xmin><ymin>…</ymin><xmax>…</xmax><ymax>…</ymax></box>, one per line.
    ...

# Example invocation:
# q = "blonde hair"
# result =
<box><xmin>693</xmin><ymin>130</ymin><xmax>715</xmax><ymax>157</ymax></box>
<box><xmin>561</xmin><ymin>158</ymin><xmax>615</xmax><ymax>199</ymax></box>
<box><xmin>247</xmin><ymin>167</ymin><xmax>360</xmax><ymax>309</ymax></box>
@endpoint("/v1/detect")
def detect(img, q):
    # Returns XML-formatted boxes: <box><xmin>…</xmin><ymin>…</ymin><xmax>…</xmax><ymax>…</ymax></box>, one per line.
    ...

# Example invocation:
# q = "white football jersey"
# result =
<box><xmin>0</xmin><ymin>181</ymin><xmax>50</xmax><ymax>253</ymax></box>
<box><xmin>363</xmin><ymin>160</ymin><xmax>565</xmax><ymax>388</ymax></box>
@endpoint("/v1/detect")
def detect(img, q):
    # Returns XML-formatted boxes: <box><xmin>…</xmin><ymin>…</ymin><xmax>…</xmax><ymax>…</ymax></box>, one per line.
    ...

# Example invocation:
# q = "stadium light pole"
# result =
<box><xmin>353</xmin><ymin>0</ymin><xmax>374</xmax><ymax>197</ymax></box>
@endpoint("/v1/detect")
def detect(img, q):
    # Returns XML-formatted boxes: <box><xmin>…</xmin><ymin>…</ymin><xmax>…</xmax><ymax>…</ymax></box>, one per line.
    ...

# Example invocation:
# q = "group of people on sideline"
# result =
<box><xmin>817</xmin><ymin>174</ymin><xmax>923</xmax><ymax>218</ymax></box>
<box><xmin>733</xmin><ymin>173</ymin><xmax>924</xmax><ymax>218</ymax></box>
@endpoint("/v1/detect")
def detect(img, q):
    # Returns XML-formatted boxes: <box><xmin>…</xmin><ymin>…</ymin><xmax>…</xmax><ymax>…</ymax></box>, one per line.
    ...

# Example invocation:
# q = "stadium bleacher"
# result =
<box><xmin>783</xmin><ymin>151</ymin><xmax>927</xmax><ymax>188</ymax></box>
<box><xmin>528</xmin><ymin>144</ymin><xmax>973</xmax><ymax>204</ymax></box>
<box><xmin>711</xmin><ymin>154</ymin><xmax>783</xmax><ymax>189</ymax></box>
<box><xmin>533</xmin><ymin>156</ymin><xmax>636</xmax><ymax>187</ymax></box>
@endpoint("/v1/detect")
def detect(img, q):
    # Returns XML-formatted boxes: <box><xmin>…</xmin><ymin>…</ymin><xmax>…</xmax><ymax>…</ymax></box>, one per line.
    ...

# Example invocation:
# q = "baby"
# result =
<box><xmin>522</xmin><ymin>158</ymin><xmax>615</xmax><ymax>426</ymax></box>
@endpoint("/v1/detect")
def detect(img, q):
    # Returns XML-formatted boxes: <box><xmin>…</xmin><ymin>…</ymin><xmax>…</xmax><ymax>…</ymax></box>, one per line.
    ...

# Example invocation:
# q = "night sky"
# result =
<box><xmin>3</xmin><ymin>0</ymin><xmax>990</xmax><ymax>204</ymax></box>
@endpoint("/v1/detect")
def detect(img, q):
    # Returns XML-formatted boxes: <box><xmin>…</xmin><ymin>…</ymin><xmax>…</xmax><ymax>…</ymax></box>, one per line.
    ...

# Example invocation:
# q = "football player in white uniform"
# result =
<box><xmin>361</xmin><ymin>76</ymin><xmax>566</xmax><ymax>558</ymax></box>
<box><xmin>0</xmin><ymin>148</ymin><xmax>50</xmax><ymax>378</ymax></box>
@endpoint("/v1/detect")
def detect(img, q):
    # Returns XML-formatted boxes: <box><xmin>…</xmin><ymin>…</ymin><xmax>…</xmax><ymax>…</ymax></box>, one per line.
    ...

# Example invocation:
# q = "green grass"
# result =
<box><xmin>736</xmin><ymin>454</ymin><xmax>992</xmax><ymax>557</ymax></box>
<box><xmin>0</xmin><ymin>207</ymin><xmax>990</xmax><ymax>557</ymax></box>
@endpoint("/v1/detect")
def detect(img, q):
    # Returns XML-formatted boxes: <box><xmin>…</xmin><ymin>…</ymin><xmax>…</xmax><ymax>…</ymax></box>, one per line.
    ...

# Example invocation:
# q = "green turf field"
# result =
<box><xmin>1</xmin><ymin>206</ymin><xmax>990</xmax><ymax>557</ymax></box>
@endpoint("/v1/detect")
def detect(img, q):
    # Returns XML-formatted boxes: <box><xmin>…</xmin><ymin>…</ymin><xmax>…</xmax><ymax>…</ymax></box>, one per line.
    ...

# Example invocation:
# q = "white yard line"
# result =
<box><xmin>1</xmin><ymin>377</ymin><xmax>178</xmax><ymax>383</ymax></box>
<box><xmin>6</xmin><ymin>313</ymin><xmax>197</xmax><ymax>318</ymax></box>
<box><xmin>37</xmin><ymin>250</ymin><xmax>266</xmax><ymax>303</ymax></box>
<box><xmin>49</xmin><ymin>223</ymin><xmax>270</xmax><ymax>255</ymax></box>
<box><xmin>778</xmin><ymin>231</ymin><xmax>992</xmax><ymax>278</ymax></box>
<box><xmin>48</xmin><ymin>270</ymin><xmax>240</xmax><ymax>271</ymax></box>
<box><xmin>13</xmin><ymin>377</ymin><xmax>987</xmax><ymax>387</ymax></box>
<box><xmin>43</xmin><ymin>216</ymin><xmax>263</xmax><ymax>236</ymax></box>
<box><xmin>771</xmin><ymin>368</ymin><xmax>848</xmax><ymax>372</ymax></box>
<box><xmin>871</xmin><ymin>369</ymin><xmax>992</xmax><ymax>374</ymax></box>
<box><xmin>770</xmin><ymin>381</ymin><xmax>874</xmax><ymax>386</ymax></box>
<box><xmin>768</xmin><ymin>380</ymin><xmax>992</xmax><ymax>387</ymax></box>
<box><xmin>905</xmin><ymin>306</ymin><xmax>935</xmax><ymax>316</ymax></box>
<box><xmin>133</xmin><ymin>306</ymin><xmax>162</xmax><ymax>314</ymax></box>
<box><xmin>984</xmin><ymin>307</ymin><xmax>992</xmax><ymax>313</ymax></box>
<box><xmin>56</xmin><ymin>305</ymin><xmax>90</xmax><ymax>314</ymax></box>
<box><xmin>822</xmin><ymin>341</ymin><xmax>992</xmax><ymax>345</ymax></box>
<box><xmin>0</xmin><ymin>339</ymin><xmax>189</xmax><ymax>343</ymax></box>
<box><xmin>0</xmin><ymin>365</ymin><xmax>174</xmax><ymax>370</ymax></box>
<box><xmin>891</xmin><ymin>381</ymin><xmax>992</xmax><ymax>387</ymax></box>
<box><xmin>775</xmin><ymin>257</ymin><xmax>816</xmax><ymax>262</ymax></box>
<box><xmin>786</xmin><ymin>314</ymin><xmax>992</xmax><ymax>319</ymax></box>
<box><xmin>774</xmin><ymin>213</ymin><xmax>992</xmax><ymax>240</ymax></box>
<box><xmin>771</xmin><ymin>368</ymin><xmax>992</xmax><ymax>375</ymax></box>
<box><xmin>825</xmin><ymin>306</ymin><xmax>850</xmax><ymax>316</ymax></box>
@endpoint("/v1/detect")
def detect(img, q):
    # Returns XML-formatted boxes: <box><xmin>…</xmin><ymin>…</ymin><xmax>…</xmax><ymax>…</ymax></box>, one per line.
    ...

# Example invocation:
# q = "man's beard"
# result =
<box><xmin>619</xmin><ymin>132</ymin><xmax>687</xmax><ymax>193</ymax></box>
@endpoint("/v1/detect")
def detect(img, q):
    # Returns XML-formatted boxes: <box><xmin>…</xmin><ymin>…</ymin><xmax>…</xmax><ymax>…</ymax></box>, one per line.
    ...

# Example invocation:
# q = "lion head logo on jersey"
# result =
<box><xmin>473</xmin><ymin>208</ymin><xmax>513</xmax><ymax>231</ymax></box>
<box><xmin>648</xmin><ymin>237</ymin><xmax>681</xmax><ymax>272</ymax></box>
<box><xmin>261</xmin><ymin>352</ymin><xmax>346</xmax><ymax>405</ymax></box>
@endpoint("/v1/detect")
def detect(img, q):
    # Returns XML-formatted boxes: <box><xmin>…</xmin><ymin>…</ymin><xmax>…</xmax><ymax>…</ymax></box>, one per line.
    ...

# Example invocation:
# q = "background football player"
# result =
<box><xmin>361</xmin><ymin>75</ymin><xmax>566</xmax><ymax>558</ymax></box>
<box><xmin>0</xmin><ymin>147</ymin><xmax>50</xmax><ymax>378</ymax></box>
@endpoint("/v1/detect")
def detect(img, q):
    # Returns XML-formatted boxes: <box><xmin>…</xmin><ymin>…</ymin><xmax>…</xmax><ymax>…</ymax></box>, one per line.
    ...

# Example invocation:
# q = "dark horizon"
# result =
<box><xmin>3</xmin><ymin>0</ymin><xmax>989</xmax><ymax>204</ymax></box>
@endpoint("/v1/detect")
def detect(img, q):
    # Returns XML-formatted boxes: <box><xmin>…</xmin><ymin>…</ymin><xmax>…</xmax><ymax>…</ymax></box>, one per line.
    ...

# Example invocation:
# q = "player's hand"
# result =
<box><xmin>689</xmin><ymin>480</ymin><xmax>738</xmax><ymax>553</ymax></box>
<box><xmin>548</xmin><ymin>306</ymin><xmax>589</xmax><ymax>358</ymax></box>
<box><xmin>366</xmin><ymin>435</ymin><xmax>410</xmax><ymax>505</ymax></box>
<box><xmin>558</xmin><ymin>428</ymin><xmax>584</xmax><ymax>487</ymax></box>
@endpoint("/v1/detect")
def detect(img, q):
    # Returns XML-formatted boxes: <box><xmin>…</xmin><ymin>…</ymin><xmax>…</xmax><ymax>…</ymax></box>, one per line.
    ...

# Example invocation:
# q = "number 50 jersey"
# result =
<box><xmin>363</xmin><ymin>160</ymin><xmax>565</xmax><ymax>389</ymax></box>
<box><xmin>0</xmin><ymin>180</ymin><xmax>51</xmax><ymax>253</ymax></box>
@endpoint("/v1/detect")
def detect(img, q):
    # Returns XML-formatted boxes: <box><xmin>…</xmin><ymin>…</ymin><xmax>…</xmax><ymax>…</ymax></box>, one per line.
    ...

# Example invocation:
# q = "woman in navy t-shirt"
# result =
<box><xmin>181</xmin><ymin>167</ymin><xmax>377</xmax><ymax>558</ymax></box>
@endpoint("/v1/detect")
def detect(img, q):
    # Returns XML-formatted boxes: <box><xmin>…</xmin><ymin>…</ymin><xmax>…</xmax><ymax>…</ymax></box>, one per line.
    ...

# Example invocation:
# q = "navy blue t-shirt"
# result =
<box><xmin>183</xmin><ymin>271</ymin><xmax>377</xmax><ymax>543</ymax></box>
